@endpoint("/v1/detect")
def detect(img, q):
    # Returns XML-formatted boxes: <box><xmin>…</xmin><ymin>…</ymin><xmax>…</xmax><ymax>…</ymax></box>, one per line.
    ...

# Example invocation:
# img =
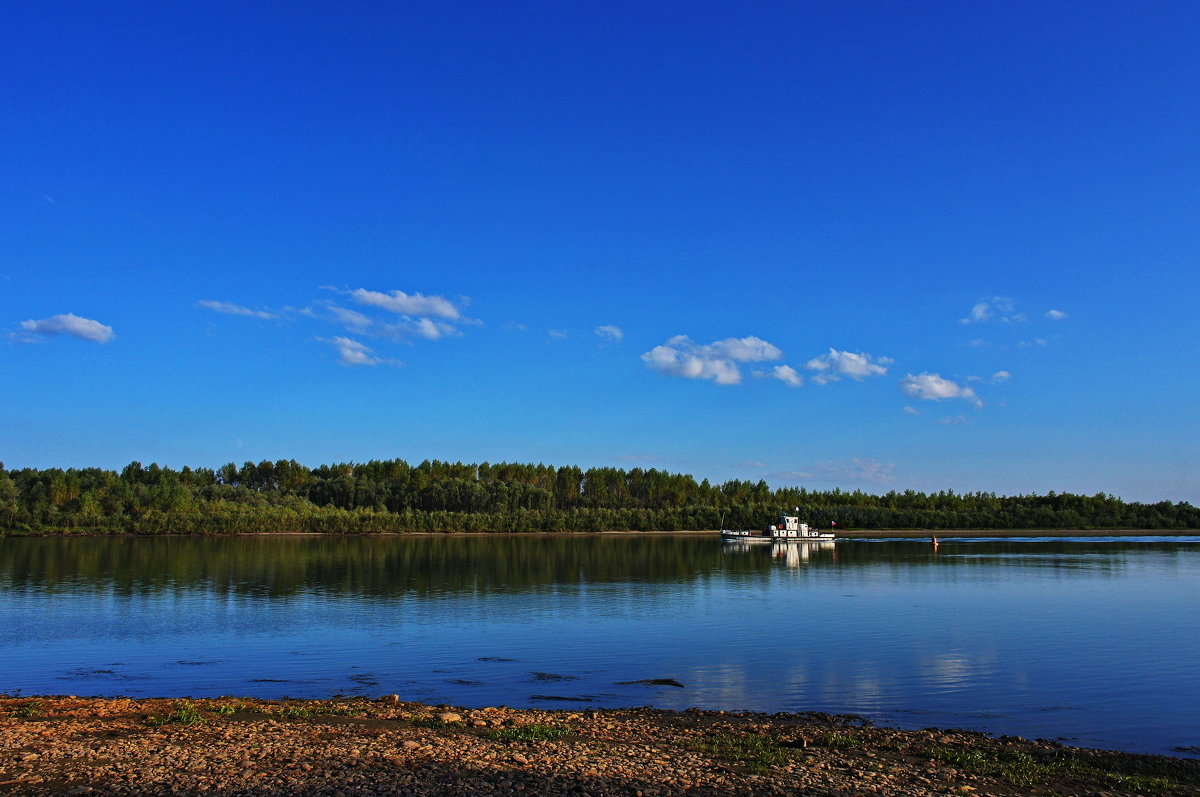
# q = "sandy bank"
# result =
<box><xmin>832</xmin><ymin>528</ymin><xmax>1199</xmax><ymax>539</ymax></box>
<box><xmin>2</xmin><ymin>696</ymin><xmax>1197</xmax><ymax>796</ymax></box>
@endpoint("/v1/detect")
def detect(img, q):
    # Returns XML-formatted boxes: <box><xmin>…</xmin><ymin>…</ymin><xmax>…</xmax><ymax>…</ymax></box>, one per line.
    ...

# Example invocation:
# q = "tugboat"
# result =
<box><xmin>720</xmin><ymin>513</ymin><xmax>836</xmax><ymax>542</ymax></box>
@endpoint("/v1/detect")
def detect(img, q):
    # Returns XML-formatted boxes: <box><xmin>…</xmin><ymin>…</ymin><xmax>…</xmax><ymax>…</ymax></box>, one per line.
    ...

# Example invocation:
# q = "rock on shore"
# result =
<box><xmin>2</xmin><ymin>696</ymin><xmax>1197</xmax><ymax>796</ymax></box>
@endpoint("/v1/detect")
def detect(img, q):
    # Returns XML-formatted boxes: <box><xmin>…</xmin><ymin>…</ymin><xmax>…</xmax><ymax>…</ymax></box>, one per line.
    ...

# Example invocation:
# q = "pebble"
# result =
<box><xmin>1</xmin><ymin>696</ymin><xmax>1194</xmax><ymax>797</ymax></box>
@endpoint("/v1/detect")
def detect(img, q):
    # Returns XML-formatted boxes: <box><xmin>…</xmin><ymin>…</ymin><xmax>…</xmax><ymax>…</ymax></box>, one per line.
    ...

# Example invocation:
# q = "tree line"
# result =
<box><xmin>0</xmin><ymin>458</ymin><xmax>1196</xmax><ymax>535</ymax></box>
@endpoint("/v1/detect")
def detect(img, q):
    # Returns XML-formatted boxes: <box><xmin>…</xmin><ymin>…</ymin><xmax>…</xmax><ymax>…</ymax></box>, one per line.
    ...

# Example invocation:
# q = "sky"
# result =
<box><xmin>2</xmin><ymin>1</ymin><xmax>1198</xmax><ymax>503</ymax></box>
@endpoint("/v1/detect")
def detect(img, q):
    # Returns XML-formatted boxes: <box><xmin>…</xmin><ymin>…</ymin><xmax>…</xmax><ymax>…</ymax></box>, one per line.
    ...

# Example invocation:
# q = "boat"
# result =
<box><xmin>720</xmin><ymin>514</ymin><xmax>836</xmax><ymax>542</ymax></box>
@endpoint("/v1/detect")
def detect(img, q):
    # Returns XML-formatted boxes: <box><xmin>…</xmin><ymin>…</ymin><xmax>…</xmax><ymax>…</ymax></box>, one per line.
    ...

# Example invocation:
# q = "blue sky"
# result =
<box><xmin>3</xmin><ymin>1</ymin><xmax>1197</xmax><ymax>503</ymax></box>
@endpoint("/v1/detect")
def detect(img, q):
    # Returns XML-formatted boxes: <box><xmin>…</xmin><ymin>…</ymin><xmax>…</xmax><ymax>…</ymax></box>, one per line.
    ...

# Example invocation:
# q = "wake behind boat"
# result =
<box><xmin>720</xmin><ymin>513</ymin><xmax>836</xmax><ymax>542</ymax></box>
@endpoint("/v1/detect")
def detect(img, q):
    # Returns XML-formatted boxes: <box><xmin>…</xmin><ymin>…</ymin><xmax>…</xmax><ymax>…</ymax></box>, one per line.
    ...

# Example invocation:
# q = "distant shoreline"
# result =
<box><xmin>4</xmin><ymin>528</ymin><xmax>1198</xmax><ymax>539</ymax></box>
<box><xmin>833</xmin><ymin>528</ymin><xmax>1200</xmax><ymax>538</ymax></box>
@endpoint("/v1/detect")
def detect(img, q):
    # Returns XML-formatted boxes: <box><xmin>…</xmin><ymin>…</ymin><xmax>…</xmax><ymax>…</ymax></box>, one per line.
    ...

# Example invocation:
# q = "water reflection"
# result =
<box><xmin>6</xmin><ymin>534</ymin><xmax>1192</xmax><ymax>598</ymax></box>
<box><xmin>721</xmin><ymin>539</ymin><xmax>837</xmax><ymax>568</ymax></box>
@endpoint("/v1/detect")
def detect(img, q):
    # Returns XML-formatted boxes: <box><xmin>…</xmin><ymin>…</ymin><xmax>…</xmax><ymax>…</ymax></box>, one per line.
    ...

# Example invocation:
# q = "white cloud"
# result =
<box><xmin>322</xmin><ymin>336</ymin><xmax>399</xmax><ymax>367</ymax></box>
<box><xmin>899</xmin><ymin>372</ymin><xmax>983</xmax><ymax>407</ymax></box>
<box><xmin>767</xmin><ymin>364</ymin><xmax>803</xmax><ymax>387</ymax></box>
<box><xmin>348</xmin><ymin>288</ymin><xmax>461</xmax><ymax>321</ymax></box>
<box><xmin>963</xmin><ymin>301</ymin><xmax>993</xmax><ymax>324</ymax></box>
<box><xmin>16</xmin><ymin>313</ymin><xmax>115</xmax><ymax>343</ymax></box>
<box><xmin>903</xmin><ymin>406</ymin><xmax>920</xmax><ymax>415</ymax></box>
<box><xmin>326</xmin><ymin>304</ymin><xmax>372</xmax><ymax>330</ymax></box>
<box><xmin>615</xmin><ymin>453</ymin><xmax>660</xmax><ymax>462</ymax></box>
<box><xmin>710</xmin><ymin>336</ymin><xmax>783</xmax><ymax>362</ymax></box>
<box><xmin>323</xmin><ymin>289</ymin><xmax>472</xmax><ymax>342</ymax></box>
<box><xmin>991</xmin><ymin>370</ymin><xmax>1011</xmax><ymax>383</ymax></box>
<box><xmin>641</xmin><ymin>335</ymin><xmax>782</xmax><ymax>385</ymax></box>
<box><xmin>548</xmin><ymin>329</ymin><xmax>568</xmax><ymax>339</ymax></box>
<box><xmin>1018</xmin><ymin>338</ymin><xmax>1048</xmax><ymax>348</ymax></box>
<box><xmin>939</xmin><ymin>415</ymin><xmax>970</xmax><ymax>425</ymax></box>
<box><xmin>594</xmin><ymin>324</ymin><xmax>624</xmax><ymax>342</ymax></box>
<box><xmin>1045</xmin><ymin>309</ymin><xmax>1068</xmax><ymax>320</ymax></box>
<box><xmin>804</xmin><ymin>348</ymin><xmax>892</xmax><ymax>384</ymax></box>
<box><xmin>771</xmin><ymin>458</ymin><xmax>897</xmax><ymax>486</ymax></box>
<box><xmin>960</xmin><ymin>296</ymin><xmax>1024</xmax><ymax>324</ymax></box>
<box><xmin>403</xmin><ymin>317</ymin><xmax>460</xmax><ymax>340</ymax></box>
<box><xmin>196</xmin><ymin>300</ymin><xmax>279</xmax><ymax>320</ymax></box>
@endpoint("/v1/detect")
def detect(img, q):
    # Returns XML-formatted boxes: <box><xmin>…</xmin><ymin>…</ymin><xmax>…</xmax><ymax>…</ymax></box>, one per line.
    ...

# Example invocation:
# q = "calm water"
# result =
<box><xmin>1</xmin><ymin>534</ymin><xmax>1197</xmax><ymax>757</ymax></box>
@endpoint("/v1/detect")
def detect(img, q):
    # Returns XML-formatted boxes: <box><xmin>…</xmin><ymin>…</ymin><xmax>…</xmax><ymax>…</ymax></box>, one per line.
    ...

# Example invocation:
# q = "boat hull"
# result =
<box><xmin>720</xmin><ymin>530</ymin><xmax>836</xmax><ymax>542</ymax></box>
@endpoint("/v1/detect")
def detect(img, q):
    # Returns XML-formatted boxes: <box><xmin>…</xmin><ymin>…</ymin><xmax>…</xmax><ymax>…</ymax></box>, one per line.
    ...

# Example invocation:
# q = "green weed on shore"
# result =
<box><xmin>486</xmin><ymin>724</ymin><xmax>571</xmax><ymax>742</ymax></box>
<box><xmin>928</xmin><ymin>745</ymin><xmax>1177</xmax><ymax>792</ymax></box>
<box><xmin>689</xmin><ymin>732</ymin><xmax>792</xmax><ymax>773</ymax></box>
<box><xmin>10</xmin><ymin>699</ymin><xmax>45</xmax><ymax>719</ymax></box>
<box><xmin>147</xmin><ymin>700</ymin><xmax>207</xmax><ymax>727</ymax></box>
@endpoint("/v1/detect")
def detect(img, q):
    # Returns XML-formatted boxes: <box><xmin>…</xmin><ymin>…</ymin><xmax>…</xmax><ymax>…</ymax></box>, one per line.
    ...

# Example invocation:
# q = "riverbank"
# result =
<box><xmin>2</xmin><ymin>697</ymin><xmax>1197</xmax><ymax>796</ymax></box>
<box><xmin>4</xmin><ymin>528</ymin><xmax>1198</xmax><ymax>539</ymax></box>
<box><xmin>833</xmin><ymin>528</ymin><xmax>1200</xmax><ymax>538</ymax></box>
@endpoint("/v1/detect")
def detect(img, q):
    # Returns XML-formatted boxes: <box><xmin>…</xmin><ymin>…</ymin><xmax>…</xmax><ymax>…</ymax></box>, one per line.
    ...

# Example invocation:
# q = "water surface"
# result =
<box><xmin>1</xmin><ymin>533</ymin><xmax>1197</xmax><ymax>757</ymax></box>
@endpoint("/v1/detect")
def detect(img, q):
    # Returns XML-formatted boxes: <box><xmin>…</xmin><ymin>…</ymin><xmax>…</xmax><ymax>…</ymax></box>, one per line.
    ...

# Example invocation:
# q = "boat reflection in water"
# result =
<box><xmin>721</xmin><ymin>538</ymin><xmax>837</xmax><ymax>568</ymax></box>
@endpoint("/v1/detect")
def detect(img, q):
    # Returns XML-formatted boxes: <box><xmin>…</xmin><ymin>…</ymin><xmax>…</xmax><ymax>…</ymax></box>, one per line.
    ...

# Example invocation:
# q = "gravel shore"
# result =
<box><xmin>2</xmin><ymin>696</ymin><xmax>1197</xmax><ymax>796</ymax></box>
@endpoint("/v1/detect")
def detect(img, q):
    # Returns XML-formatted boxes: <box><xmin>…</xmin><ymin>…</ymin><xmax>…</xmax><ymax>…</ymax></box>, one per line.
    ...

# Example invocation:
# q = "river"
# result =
<box><xmin>1</xmin><ymin>533</ymin><xmax>1197</xmax><ymax>757</ymax></box>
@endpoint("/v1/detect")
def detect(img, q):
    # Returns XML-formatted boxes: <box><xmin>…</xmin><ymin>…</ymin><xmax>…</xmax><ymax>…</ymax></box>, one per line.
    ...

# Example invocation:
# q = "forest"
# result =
<box><xmin>1</xmin><ymin>458</ymin><xmax>1197</xmax><ymax>535</ymax></box>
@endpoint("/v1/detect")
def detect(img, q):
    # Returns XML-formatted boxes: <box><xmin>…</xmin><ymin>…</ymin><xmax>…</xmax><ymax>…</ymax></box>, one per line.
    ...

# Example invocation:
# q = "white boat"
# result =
<box><xmin>720</xmin><ymin>514</ymin><xmax>836</xmax><ymax>542</ymax></box>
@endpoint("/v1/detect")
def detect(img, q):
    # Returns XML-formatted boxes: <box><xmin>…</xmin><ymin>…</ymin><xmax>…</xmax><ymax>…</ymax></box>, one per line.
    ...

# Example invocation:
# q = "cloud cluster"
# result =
<box><xmin>771</xmin><ymin>458</ymin><xmax>897</xmax><ymax>486</ymax></box>
<box><xmin>960</xmin><ymin>296</ymin><xmax>1025</xmax><ymax>324</ymax></box>
<box><xmin>334</xmin><ymin>288</ymin><xmax>470</xmax><ymax>341</ymax></box>
<box><xmin>643</xmin><ymin>336</ymin><xmax>898</xmax><ymax>392</ymax></box>
<box><xmin>198</xmin><ymin>286</ymin><xmax>472</xmax><ymax>367</ymax></box>
<box><xmin>348</xmin><ymin>289</ymin><xmax>461</xmax><ymax>321</ymax></box>
<box><xmin>805</xmin><ymin>348</ymin><xmax>893</xmax><ymax>384</ymax></box>
<box><xmin>962</xmin><ymin>297</ymin><xmax>1069</xmax><ymax>328</ymax></box>
<box><xmin>966</xmin><ymin>370</ymin><xmax>1012</xmax><ymax>385</ymax></box>
<box><xmin>641</xmin><ymin>335</ymin><xmax>783</xmax><ymax>385</ymax></box>
<box><xmin>900</xmin><ymin>372</ymin><xmax>983</xmax><ymax>407</ymax></box>
<box><xmin>15</xmin><ymin>313</ymin><xmax>115</xmax><ymax>343</ymax></box>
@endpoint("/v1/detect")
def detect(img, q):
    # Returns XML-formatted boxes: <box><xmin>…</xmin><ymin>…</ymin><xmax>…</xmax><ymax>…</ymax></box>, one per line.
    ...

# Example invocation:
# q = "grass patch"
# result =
<box><xmin>208</xmin><ymin>700</ymin><xmax>249</xmax><ymax>715</ymax></box>
<box><xmin>270</xmin><ymin>703</ymin><xmax>364</xmax><ymax>719</ymax></box>
<box><xmin>486</xmin><ymin>724</ymin><xmax>570</xmax><ymax>742</ymax></box>
<box><xmin>690</xmin><ymin>732</ymin><xmax>791</xmax><ymax>773</ymax></box>
<box><xmin>10</xmin><ymin>699</ymin><xmax>45</xmax><ymax>719</ymax></box>
<box><xmin>928</xmin><ymin>745</ymin><xmax>1177</xmax><ymax>792</ymax></box>
<box><xmin>147</xmin><ymin>700</ymin><xmax>207</xmax><ymax>727</ymax></box>
<box><xmin>279</xmin><ymin>705</ymin><xmax>318</xmax><ymax>719</ymax></box>
<box><xmin>407</xmin><ymin>714</ymin><xmax>447</xmax><ymax>728</ymax></box>
<box><xmin>810</xmin><ymin>730</ymin><xmax>862</xmax><ymax>750</ymax></box>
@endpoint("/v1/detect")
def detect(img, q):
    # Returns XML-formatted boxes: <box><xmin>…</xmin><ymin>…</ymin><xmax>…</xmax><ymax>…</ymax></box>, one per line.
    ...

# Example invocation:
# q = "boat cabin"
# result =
<box><xmin>769</xmin><ymin>515</ymin><xmax>814</xmax><ymax>538</ymax></box>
